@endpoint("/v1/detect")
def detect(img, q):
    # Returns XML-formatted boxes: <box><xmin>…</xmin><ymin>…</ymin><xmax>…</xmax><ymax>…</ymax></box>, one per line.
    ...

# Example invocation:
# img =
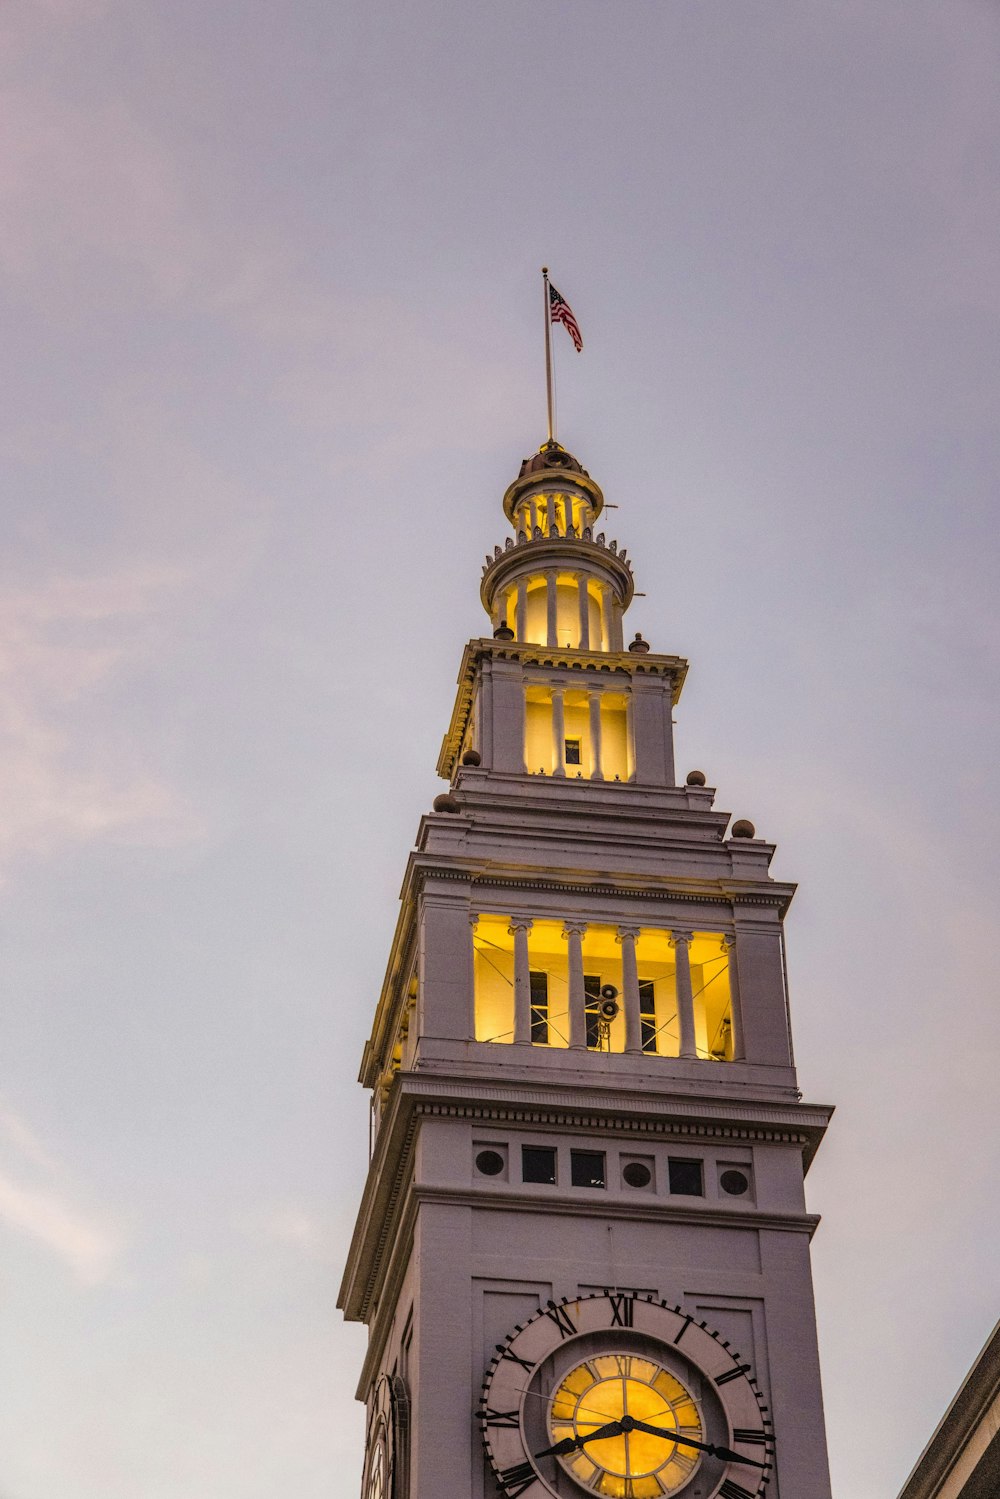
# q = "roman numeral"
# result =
<box><xmin>715</xmin><ymin>1362</ymin><xmax>751</xmax><ymax>1386</ymax></box>
<box><xmin>497</xmin><ymin>1460</ymin><xmax>536</xmax><ymax>1496</ymax></box>
<box><xmin>732</xmin><ymin>1427</ymin><xmax>772</xmax><ymax>1448</ymax></box>
<box><xmin>609</xmin><ymin>1293</ymin><xmax>634</xmax><ymax>1328</ymax></box>
<box><xmin>719</xmin><ymin>1481</ymin><xmax>756</xmax><ymax>1499</ymax></box>
<box><xmin>497</xmin><ymin>1344</ymin><xmax>534</xmax><ymax>1372</ymax></box>
<box><xmin>481</xmin><ymin>1407</ymin><xmax>520</xmax><ymax>1428</ymax></box>
<box><xmin>672</xmin><ymin>1314</ymin><xmax>692</xmax><ymax>1344</ymax></box>
<box><xmin>543</xmin><ymin>1300</ymin><xmax>577</xmax><ymax>1339</ymax></box>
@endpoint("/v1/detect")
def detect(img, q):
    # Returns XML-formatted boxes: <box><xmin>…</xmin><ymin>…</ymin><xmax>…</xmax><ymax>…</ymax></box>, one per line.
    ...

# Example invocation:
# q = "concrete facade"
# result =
<box><xmin>340</xmin><ymin>441</ymin><xmax>834</xmax><ymax>1499</ymax></box>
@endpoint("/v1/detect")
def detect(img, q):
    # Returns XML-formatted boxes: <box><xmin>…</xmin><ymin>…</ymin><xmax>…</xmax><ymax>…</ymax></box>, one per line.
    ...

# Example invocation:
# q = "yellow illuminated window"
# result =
<box><xmin>472</xmin><ymin>920</ymin><xmax>735</xmax><ymax>1062</ymax></box>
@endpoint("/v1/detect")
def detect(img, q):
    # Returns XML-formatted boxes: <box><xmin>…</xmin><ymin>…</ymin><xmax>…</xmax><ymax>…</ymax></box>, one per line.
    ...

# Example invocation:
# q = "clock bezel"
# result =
<box><xmin>478</xmin><ymin>1290</ymin><xmax>774</xmax><ymax>1499</ymax></box>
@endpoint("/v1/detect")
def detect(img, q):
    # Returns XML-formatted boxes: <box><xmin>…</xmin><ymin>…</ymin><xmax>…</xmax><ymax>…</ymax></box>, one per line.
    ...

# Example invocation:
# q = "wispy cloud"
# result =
<box><xmin>241</xmin><ymin>1203</ymin><xmax>329</xmax><ymax>1259</ymax></box>
<box><xmin>0</xmin><ymin>1105</ymin><xmax>124</xmax><ymax>1283</ymax></box>
<box><xmin>0</xmin><ymin>566</ymin><xmax>203</xmax><ymax>876</ymax></box>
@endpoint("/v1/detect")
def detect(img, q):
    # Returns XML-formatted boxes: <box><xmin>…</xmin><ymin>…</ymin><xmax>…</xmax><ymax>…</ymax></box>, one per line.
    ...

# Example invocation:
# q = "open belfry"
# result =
<box><xmin>339</xmin><ymin>434</ymin><xmax>834</xmax><ymax>1499</ymax></box>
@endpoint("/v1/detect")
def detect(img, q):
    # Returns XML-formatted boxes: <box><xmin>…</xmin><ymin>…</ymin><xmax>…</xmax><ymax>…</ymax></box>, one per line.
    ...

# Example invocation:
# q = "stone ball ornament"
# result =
<box><xmin>432</xmin><ymin>793</ymin><xmax>461</xmax><ymax>814</ymax></box>
<box><xmin>462</xmin><ymin>748</ymin><xmax>482</xmax><ymax>766</ymax></box>
<box><xmin>731</xmin><ymin>819</ymin><xmax>756</xmax><ymax>840</ymax></box>
<box><xmin>685</xmin><ymin>770</ymin><xmax>707</xmax><ymax>787</ymax></box>
<box><xmin>479</xmin><ymin>1291</ymin><xmax>774</xmax><ymax>1499</ymax></box>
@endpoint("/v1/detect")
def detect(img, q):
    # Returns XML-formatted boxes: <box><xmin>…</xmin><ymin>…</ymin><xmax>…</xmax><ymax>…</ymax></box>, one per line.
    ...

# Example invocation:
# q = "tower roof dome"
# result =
<box><xmin>503</xmin><ymin>439</ymin><xmax>604</xmax><ymax>523</ymax></box>
<box><xmin>516</xmin><ymin>439</ymin><xmax>590</xmax><ymax>480</ymax></box>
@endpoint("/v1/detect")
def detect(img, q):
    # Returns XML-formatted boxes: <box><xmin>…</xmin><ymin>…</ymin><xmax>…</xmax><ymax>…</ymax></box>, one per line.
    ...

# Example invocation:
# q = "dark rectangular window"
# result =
<box><xmin>639</xmin><ymin>980</ymin><xmax>657</xmax><ymax>1054</ymax></box>
<box><xmin>564</xmin><ymin>738</ymin><xmax>582</xmax><ymax>766</ymax></box>
<box><xmin>584</xmin><ymin>973</ymin><xmax>602</xmax><ymax>1049</ymax></box>
<box><xmin>668</xmin><ymin>1158</ymin><xmax>704</xmax><ymax>1196</ymax></box>
<box><xmin>571</xmin><ymin>1150</ymin><xmax>606</xmax><ymax>1189</ymax></box>
<box><xmin>522</xmin><ymin>1145</ymin><xmax>557</xmax><ymax>1184</ymax></box>
<box><xmin>529</xmin><ymin>971</ymin><xmax>549</xmax><ymax>1044</ymax></box>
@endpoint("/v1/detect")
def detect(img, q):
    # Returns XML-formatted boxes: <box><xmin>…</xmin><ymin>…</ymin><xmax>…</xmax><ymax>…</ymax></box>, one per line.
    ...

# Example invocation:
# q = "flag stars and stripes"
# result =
<box><xmin>548</xmin><ymin>282</ymin><xmax>583</xmax><ymax>352</ymax></box>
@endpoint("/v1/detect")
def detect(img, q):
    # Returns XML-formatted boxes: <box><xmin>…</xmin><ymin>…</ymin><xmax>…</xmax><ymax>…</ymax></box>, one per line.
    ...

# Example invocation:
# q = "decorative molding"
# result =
<box><xmin>413</xmin><ymin>1100</ymin><xmax>811</xmax><ymax>1146</ymax></box>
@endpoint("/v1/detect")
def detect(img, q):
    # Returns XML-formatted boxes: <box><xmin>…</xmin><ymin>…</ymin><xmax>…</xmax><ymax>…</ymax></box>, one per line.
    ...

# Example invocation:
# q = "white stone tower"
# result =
<box><xmin>340</xmin><ymin>439</ymin><xmax>833</xmax><ymax>1499</ymax></box>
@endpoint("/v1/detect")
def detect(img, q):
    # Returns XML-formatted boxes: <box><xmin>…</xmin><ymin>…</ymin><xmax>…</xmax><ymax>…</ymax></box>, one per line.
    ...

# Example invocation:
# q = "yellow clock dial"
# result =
<box><xmin>548</xmin><ymin>1353</ymin><xmax>703</xmax><ymax>1498</ymax></box>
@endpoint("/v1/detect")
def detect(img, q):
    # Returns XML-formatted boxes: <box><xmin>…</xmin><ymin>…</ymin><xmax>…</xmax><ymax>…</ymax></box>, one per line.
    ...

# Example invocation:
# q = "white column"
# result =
<box><xmin>529</xmin><ymin>499</ymin><xmax>538</xmax><ymax>534</ymax></box>
<box><xmin>625</xmin><ymin>692</ymin><xmax>636</xmax><ymax>781</ymax></box>
<box><xmin>509</xmin><ymin>919</ymin><xmax>533</xmax><ymax>1044</ymax></box>
<box><xmin>617</xmin><ymin>925</ymin><xmax>642</xmax><ymax>1054</ymax></box>
<box><xmin>468</xmin><ymin>915</ymin><xmax>479</xmax><ymax>1040</ymax></box>
<box><xmin>610</xmin><ymin>598</ymin><xmax>624</xmax><ymax>650</ymax></box>
<box><xmin>588</xmin><ymin>691</ymin><xmax>603</xmax><ymax>780</ymax></box>
<box><xmin>577</xmin><ymin>577</ymin><xmax>590</xmax><ymax>649</ymax></box>
<box><xmin>669</xmin><ymin>931</ymin><xmax>698</xmax><ymax>1059</ymax></box>
<box><xmin>721</xmin><ymin>935</ymin><xmax>746</xmax><ymax>1061</ymax></box>
<box><xmin>551</xmin><ymin>689</ymin><xmax>566</xmax><ymax>777</ymax></box>
<box><xmin>545</xmin><ymin>570</ymin><xmax>558</xmax><ymax>646</ymax></box>
<box><xmin>563</xmin><ymin>922</ymin><xmax>588</xmax><ymax>1050</ymax></box>
<box><xmin>515</xmin><ymin>578</ymin><xmax>528</xmax><ymax>640</ymax></box>
<box><xmin>599</xmin><ymin>583</ymin><xmax>613</xmax><ymax>651</ymax></box>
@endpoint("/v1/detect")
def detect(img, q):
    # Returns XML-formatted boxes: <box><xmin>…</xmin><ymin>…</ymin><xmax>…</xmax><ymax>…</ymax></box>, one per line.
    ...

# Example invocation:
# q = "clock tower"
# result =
<box><xmin>339</xmin><ymin>439</ymin><xmax>834</xmax><ymax>1499</ymax></box>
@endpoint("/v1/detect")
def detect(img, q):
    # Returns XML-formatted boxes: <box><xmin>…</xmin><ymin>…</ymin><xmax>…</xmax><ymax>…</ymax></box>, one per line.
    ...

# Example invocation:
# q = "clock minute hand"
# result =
<box><xmin>625</xmin><ymin>1418</ymin><xmax>768</xmax><ymax>1470</ymax></box>
<box><xmin>534</xmin><ymin>1419</ymin><xmax>625</xmax><ymax>1459</ymax></box>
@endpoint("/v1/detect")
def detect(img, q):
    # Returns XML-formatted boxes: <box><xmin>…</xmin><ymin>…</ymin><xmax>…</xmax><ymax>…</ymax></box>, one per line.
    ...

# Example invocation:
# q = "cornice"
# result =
<box><xmin>410</xmin><ymin>859</ymin><xmax>794</xmax><ymax>914</ymax></box>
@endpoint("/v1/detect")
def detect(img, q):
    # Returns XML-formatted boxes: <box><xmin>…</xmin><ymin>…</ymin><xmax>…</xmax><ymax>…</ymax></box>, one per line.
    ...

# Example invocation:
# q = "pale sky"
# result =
<box><xmin>2</xmin><ymin>2</ymin><xmax>999</xmax><ymax>1496</ymax></box>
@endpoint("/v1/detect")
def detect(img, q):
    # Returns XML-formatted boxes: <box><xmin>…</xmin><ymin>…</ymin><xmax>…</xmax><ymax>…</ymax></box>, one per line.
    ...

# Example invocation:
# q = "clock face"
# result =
<box><xmin>363</xmin><ymin>1430</ymin><xmax>387</xmax><ymax>1499</ymax></box>
<box><xmin>362</xmin><ymin>1372</ymin><xmax>407</xmax><ymax>1499</ymax></box>
<box><xmin>549</xmin><ymin>1352</ymin><xmax>703</xmax><ymax>1497</ymax></box>
<box><xmin>478</xmin><ymin>1291</ymin><xmax>774</xmax><ymax>1499</ymax></box>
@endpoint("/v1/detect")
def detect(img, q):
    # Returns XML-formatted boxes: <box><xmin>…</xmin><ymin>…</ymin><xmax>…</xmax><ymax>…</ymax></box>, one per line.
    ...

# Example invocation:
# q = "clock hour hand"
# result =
<box><xmin>534</xmin><ymin>1419</ymin><xmax>624</xmax><ymax>1459</ymax></box>
<box><xmin>624</xmin><ymin>1419</ymin><xmax>768</xmax><ymax>1470</ymax></box>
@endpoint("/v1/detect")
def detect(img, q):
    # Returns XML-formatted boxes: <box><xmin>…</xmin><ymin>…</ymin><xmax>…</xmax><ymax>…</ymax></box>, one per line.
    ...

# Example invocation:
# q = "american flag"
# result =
<box><xmin>549</xmin><ymin>282</ymin><xmax>583</xmax><ymax>352</ymax></box>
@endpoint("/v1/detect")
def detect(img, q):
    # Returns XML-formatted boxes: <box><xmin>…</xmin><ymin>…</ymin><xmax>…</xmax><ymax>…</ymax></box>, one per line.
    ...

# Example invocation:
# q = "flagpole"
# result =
<box><xmin>542</xmin><ymin>266</ymin><xmax>554</xmax><ymax>442</ymax></box>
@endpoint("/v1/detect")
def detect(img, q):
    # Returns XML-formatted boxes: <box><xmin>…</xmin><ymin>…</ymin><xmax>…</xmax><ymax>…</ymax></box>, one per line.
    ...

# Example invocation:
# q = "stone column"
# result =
<box><xmin>669</xmin><ymin>930</ymin><xmax>698</xmax><ymax>1059</ymax></box>
<box><xmin>721</xmin><ymin>935</ymin><xmax>746</xmax><ymax>1061</ymax></box>
<box><xmin>528</xmin><ymin>498</ymin><xmax>538</xmax><ymax>534</ymax></box>
<box><xmin>588</xmin><ymin>691</ymin><xmax>603</xmax><ymax>780</ymax></box>
<box><xmin>616</xmin><ymin>925</ymin><xmax>642</xmax><ymax>1054</ymax></box>
<box><xmin>599</xmin><ymin>582</ymin><xmax>613</xmax><ymax>651</ymax></box>
<box><xmin>515</xmin><ymin>578</ymin><xmax>528</xmax><ymax>641</ymax></box>
<box><xmin>563</xmin><ymin>922</ymin><xmax>588</xmax><ymax>1050</ymax></box>
<box><xmin>625</xmin><ymin>692</ymin><xmax>636</xmax><ymax>781</ymax></box>
<box><xmin>551</xmin><ymin>689</ymin><xmax>566</xmax><ymax>777</ymax></box>
<box><xmin>509</xmin><ymin>918</ymin><xmax>533</xmax><ymax>1044</ymax></box>
<box><xmin>546</xmin><ymin>570</ymin><xmax>558</xmax><ymax>646</ymax></box>
<box><xmin>577</xmin><ymin>577</ymin><xmax>590</xmax><ymax>649</ymax></box>
<box><xmin>609</xmin><ymin>598</ymin><xmax>624</xmax><ymax>651</ymax></box>
<box><xmin>468</xmin><ymin>915</ymin><xmax>479</xmax><ymax>1038</ymax></box>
